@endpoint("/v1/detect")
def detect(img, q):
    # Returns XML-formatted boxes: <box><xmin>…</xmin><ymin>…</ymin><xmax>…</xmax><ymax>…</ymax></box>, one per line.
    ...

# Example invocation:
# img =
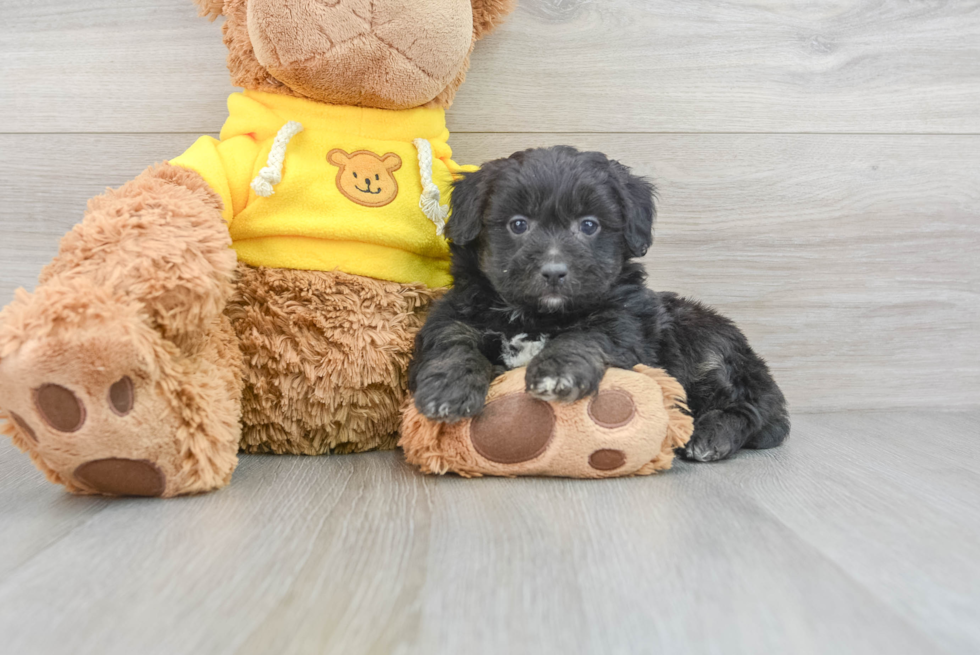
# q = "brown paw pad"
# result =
<box><xmin>589</xmin><ymin>449</ymin><xmax>627</xmax><ymax>471</ymax></box>
<box><xmin>109</xmin><ymin>376</ymin><xmax>135</xmax><ymax>416</ymax></box>
<box><xmin>470</xmin><ymin>393</ymin><xmax>555</xmax><ymax>464</ymax></box>
<box><xmin>588</xmin><ymin>389</ymin><xmax>636</xmax><ymax>428</ymax></box>
<box><xmin>34</xmin><ymin>384</ymin><xmax>86</xmax><ymax>433</ymax></box>
<box><xmin>9</xmin><ymin>411</ymin><xmax>39</xmax><ymax>443</ymax></box>
<box><xmin>74</xmin><ymin>458</ymin><xmax>166</xmax><ymax>497</ymax></box>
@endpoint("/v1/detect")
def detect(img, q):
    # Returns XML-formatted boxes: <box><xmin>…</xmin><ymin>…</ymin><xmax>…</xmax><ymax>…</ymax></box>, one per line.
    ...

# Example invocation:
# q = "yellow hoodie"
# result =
<box><xmin>171</xmin><ymin>90</ymin><xmax>470</xmax><ymax>288</ymax></box>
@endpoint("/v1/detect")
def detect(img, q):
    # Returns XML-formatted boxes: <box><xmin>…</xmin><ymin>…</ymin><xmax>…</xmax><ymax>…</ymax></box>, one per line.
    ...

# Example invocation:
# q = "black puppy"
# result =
<box><xmin>409</xmin><ymin>146</ymin><xmax>789</xmax><ymax>461</ymax></box>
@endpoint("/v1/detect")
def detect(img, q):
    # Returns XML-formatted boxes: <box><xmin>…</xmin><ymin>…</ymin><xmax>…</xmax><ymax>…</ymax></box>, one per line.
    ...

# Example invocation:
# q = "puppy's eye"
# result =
<box><xmin>508</xmin><ymin>216</ymin><xmax>529</xmax><ymax>235</ymax></box>
<box><xmin>579</xmin><ymin>218</ymin><xmax>600</xmax><ymax>236</ymax></box>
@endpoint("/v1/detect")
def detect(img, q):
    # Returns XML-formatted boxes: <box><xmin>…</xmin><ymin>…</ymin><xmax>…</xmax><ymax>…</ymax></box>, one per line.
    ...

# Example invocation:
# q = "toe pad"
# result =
<box><xmin>589</xmin><ymin>449</ymin><xmax>627</xmax><ymax>471</ymax></box>
<box><xmin>588</xmin><ymin>390</ymin><xmax>636</xmax><ymax>428</ymax></box>
<box><xmin>470</xmin><ymin>393</ymin><xmax>555</xmax><ymax>464</ymax></box>
<box><xmin>9</xmin><ymin>411</ymin><xmax>39</xmax><ymax>443</ymax></box>
<box><xmin>74</xmin><ymin>458</ymin><xmax>166</xmax><ymax>497</ymax></box>
<box><xmin>35</xmin><ymin>384</ymin><xmax>86</xmax><ymax>433</ymax></box>
<box><xmin>109</xmin><ymin>376</ymin><xmax>135</xmax><ymax>416</ymax></box>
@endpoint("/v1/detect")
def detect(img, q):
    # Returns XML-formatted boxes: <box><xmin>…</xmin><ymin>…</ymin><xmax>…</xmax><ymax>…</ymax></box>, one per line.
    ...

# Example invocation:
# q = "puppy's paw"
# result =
<box><xmin>683</xmin><ymin>438</ymin><xmax>733</xmax><ymax>463</ymax></box>
<box><xmin>525</xmin><ymin>352</ymin><xmax>604</xmax><ymax>403</ymax></box>
<box><xmin>682</xmin><ymin>410</ymin><xmax>740</xmax><ymax>462</ymax></box>
<box><xmin>413</xmin><ymin>367</ymin><xmax>489</xmax><ymax>423</ymax></box>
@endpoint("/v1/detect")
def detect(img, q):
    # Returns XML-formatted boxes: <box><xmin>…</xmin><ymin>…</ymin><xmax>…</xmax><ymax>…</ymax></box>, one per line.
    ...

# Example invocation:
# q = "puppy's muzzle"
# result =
<box><xmin>540</xmin><ymin>262</ymin><xmax>568</xmax><ymax>287</ymax></box>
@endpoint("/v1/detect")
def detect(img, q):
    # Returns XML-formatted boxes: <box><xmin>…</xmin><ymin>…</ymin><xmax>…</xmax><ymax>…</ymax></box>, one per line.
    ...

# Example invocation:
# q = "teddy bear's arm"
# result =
<box><xmin>170</xmin><ymin>134</ymin><xmax>262</xmax><ymax>225</ymax></box>
<box><xmin>0</xmin><ymin>161</ymin><xmax>243</xmax><ymax>496</ymax></box>
<box><xmin>30</xmin><ymin>163</ymin><xmax>238</xmax><ymax>345</ymax></box>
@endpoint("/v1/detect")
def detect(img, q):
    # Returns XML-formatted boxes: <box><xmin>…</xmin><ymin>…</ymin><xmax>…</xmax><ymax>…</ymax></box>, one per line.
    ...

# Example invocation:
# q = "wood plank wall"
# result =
<box><xmin>1</xmin><ymin>0</ymin><xmax>978</xmax><ymax>412</ymax></box>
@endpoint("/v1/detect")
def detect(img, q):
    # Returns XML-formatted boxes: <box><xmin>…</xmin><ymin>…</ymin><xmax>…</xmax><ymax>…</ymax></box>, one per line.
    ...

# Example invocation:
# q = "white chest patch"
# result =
<box><xmin>501</xmin><ymin>333</ymin><xmax>549</xmax><ymax>370</ymax></box>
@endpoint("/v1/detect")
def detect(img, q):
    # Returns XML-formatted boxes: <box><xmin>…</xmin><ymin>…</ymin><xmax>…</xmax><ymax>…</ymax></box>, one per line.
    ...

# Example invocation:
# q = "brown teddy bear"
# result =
<box><xmin>0</xmin><ymin>0</ymin><xmax>516</xmax><ymax>497</ymax></box>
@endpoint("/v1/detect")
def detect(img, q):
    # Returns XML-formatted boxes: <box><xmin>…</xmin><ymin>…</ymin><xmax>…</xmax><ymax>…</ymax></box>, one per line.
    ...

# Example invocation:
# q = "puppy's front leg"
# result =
<box><xmin>411</xmin><ymin>322</ymin><xmax>494</xmax><ymax>423</ymax></box>
<box><xmin>526</xmin><ymin>332</ymin><xmax>609</xmax><ymax>403</ymax></box>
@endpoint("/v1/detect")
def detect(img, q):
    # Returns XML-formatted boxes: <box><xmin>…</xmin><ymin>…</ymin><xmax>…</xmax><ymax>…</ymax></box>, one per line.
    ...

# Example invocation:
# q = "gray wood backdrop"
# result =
<box><xmin>1</xmin><ymin>0</ymin><xmax>978</xmax><ymax>412</ymax></box>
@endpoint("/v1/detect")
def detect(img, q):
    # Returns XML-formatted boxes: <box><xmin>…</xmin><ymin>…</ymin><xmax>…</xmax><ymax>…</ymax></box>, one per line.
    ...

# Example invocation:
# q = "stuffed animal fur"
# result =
<box><xmin>0</xmin><ymin>0</ymin><xmax>516</xmax><ymax>497</ymax></box>
<box><xmin>400</xmin><ymin>366</ymin><xmax>694</xmax><ymax>478</ymax></box>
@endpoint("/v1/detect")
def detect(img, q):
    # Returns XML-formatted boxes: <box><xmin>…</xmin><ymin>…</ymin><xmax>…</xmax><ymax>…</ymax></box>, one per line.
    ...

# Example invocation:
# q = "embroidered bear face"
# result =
<box><xmin>327</xmin><ymin>149</ymin><xmax>403</xmax><ymax>208</ymax></box>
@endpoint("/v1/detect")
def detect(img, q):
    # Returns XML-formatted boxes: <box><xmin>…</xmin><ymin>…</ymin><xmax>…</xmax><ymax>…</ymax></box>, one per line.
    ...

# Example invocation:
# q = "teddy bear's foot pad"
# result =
<box><xmin>401</xmin><ymin>366</ymin><xmax>695</xmax><ymax>479</ymax></box>
<box><xmin>588</xmin><ymin>448</ymin><xmax>627</xmax><ymax>471</ymax></box>
<box><xmin>0</xmin><ymin>332</ymin><xmax>179</xmax><ymax>495</ymax></box>
<box><xmin>74</xmin><ymin>458</ymin><xmax>166</xmax><ymax>497</ymax></box>
<box><xmin>469</xmin><ymin>393</ymin><xmax>555</xmax><ymax>464</ymax></box>
<box><xmin>34</xmin><ymin>382</ymin><xmax>90</xmax><ymax>432</ymax></box>
<box><xmin>0</xmin><ymin>288</ymin><xmax>241</xmax><ymax>496</ymax></box>
<box><xmin>468</xmin><ymin>391</ymin><xmax>633</xmax><ymax>473</ymax></box>
<box><xmin>31</xmin><ymin>382</ymin><xmax>166</xmax><ymax>495</ymax></box>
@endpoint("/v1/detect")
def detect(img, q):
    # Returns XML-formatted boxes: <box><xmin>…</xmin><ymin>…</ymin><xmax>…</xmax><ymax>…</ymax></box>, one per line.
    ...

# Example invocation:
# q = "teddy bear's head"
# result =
<box><xmin>194</xmin><ymin>0</ymin><xmax>516</xmax><ymax>110</ymax></box>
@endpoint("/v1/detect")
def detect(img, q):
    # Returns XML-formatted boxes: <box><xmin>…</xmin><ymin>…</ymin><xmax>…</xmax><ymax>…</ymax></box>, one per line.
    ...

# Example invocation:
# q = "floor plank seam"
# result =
<box><xmin>695</xmin><ymin>463</ymin><xmax>955</xmax><ymax>654</ymax></box>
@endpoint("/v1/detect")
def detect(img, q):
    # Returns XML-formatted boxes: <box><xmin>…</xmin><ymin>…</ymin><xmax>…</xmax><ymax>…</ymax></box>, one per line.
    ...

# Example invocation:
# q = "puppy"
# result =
<box><xmin>409</xmin><ymin>146</ymin><xmax>789</xmax><ymax>461</ymax></box>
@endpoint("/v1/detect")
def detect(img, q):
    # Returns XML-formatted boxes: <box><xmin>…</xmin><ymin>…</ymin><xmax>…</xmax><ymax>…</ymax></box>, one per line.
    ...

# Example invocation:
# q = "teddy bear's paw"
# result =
<box><xmin>466</xmin><ymin>387</ymin><xmax>651</xmax><ymax>477</ymax></box>
<box><xmin>407</xmin><ymin>367</ymin><xmax>678</xmax><ymax>479</ymax></box>
<box><xmin>1</xmin><ymin>337</ymin><xmax>170</xmax><ymax>496</ymax></box>
<box><xmin>402</xmin><ymin>367</ymin><xmax>693</xmax><ymax>479</ymax></box>
<box><xmin>0</xmin><ymin>286</ymin><xmax>240</xmax><ymax>496</ymax></box>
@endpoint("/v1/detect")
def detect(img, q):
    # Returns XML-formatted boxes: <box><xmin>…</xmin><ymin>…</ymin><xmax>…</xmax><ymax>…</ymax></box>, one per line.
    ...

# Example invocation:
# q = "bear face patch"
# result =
<box><xmin>327</xmin><ymin>149</ymin><xmax>402</xmax><ymax>208</ymax></box>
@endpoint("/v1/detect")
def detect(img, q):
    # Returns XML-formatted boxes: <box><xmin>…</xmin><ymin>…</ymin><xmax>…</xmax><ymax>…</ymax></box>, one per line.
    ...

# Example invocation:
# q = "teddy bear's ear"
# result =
<box><xmin>327</xmin><ymin>149</ymin><xmax>351</xmax><ymax>167</ymax></box>
<box><xmin>381</xmin><ymin>153</ymin><xmax>403</xmax><ymax>172</ymax></box>
<box><xmin>192</xmin><ymin>0</ymin><xmax>225</xmax><ymax>21</ymax></box>
<box><xmin>471</xmin><ymin>0</ymin><xmax>518</xmax><ymax>40</ymax></box>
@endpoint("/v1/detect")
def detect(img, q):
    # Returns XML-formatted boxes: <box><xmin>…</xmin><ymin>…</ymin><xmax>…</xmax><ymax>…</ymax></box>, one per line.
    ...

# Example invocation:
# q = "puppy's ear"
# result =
<box><xmin>610</xmin><ymin>160</ymin><xmax>657</xmax><ymax>258</ymax></box>
<box><xmin>447</xmin><ymin>161</ymin><xmax>504</xmax><ymax>246</ymax></box>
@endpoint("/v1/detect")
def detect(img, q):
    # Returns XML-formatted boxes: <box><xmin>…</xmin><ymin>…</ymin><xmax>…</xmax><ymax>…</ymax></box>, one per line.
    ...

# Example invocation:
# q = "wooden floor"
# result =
<box><xmin>2</xmin><ymin>2</ymin><xmax>979</xmax><ymax>653</ymax></box>
<box><xmin>0</xmin><ymin>410</ymin><xmax>976</xmax><ymax>654</ymax></box>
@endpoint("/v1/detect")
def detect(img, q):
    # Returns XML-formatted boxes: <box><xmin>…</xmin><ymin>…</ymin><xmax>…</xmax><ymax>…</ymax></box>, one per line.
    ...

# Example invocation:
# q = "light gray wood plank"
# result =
<box><xmin>0</xmin><ymin>439</ymin><xmax>111</xmax><ymax>582</ymax></box>
<box><xmin>1</xmin><ymin>0</ymin><xmax>235</xmax><ymax>135</ymax></box>
<box><xmin>5</xmin><ymin>411</ymin><xmax>975</xmax><ymax>655</ymax></box>
<box><xmin>3</xmin><ymin>0</ymin><xmax>980</xmax><ymax>134</ymax></box>
<box><xmin>1</xmin><ymin>133</ymin><xmax>976</xmax><ymax>412</ymax></box>
<box><xmin>393</xmin><ymin>465</ymin><xmax>938</xmax><ymax>655</ymax></box>
<box><xmin>689</xmin><ymin>411</ymin><xmax>980</xmax><ymax>654</ymax></box>
<box><xmin>456</xmin><ymin>0</ymin><xmax>980</xmax><ymax>134</ymax></box>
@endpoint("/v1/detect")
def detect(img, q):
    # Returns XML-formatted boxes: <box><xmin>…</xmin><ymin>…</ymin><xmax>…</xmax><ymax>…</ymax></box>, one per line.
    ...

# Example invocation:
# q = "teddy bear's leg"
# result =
<box><xmin>0</xmin><ymin>164</ymin><xmax>244</xmax><ymax>496</ymax></box>
<box><xmin>401</xmin><ymin>367</ymin><xmax>694</xmax><ymax>478</ymax></box>
<box><xmin>228</xmin><ymin>265</ymin><xmax>441</xmax><ymax>455</ymax></box>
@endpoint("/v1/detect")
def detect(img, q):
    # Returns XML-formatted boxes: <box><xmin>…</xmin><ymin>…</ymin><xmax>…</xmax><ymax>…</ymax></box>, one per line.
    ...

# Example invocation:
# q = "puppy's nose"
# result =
<box><xmin>540</xmin><ymin>262</ymin><xmax>568</xmax><ymax>285</ymax></box>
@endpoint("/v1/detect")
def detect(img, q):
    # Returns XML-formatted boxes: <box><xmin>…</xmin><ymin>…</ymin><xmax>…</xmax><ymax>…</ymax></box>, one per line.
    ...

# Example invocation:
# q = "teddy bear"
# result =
<box><xmin>0</xmin><ymin>0</ymin><xmax>517</xmax><ymax>497</ymax></box>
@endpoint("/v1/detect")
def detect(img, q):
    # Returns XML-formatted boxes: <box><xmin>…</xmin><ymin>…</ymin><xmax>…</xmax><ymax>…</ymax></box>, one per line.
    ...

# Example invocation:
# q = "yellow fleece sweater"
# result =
<box><xmin>171</xmin><ymin>90</ymin><xmax>471</xmax><ymax>288</ymax></box>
